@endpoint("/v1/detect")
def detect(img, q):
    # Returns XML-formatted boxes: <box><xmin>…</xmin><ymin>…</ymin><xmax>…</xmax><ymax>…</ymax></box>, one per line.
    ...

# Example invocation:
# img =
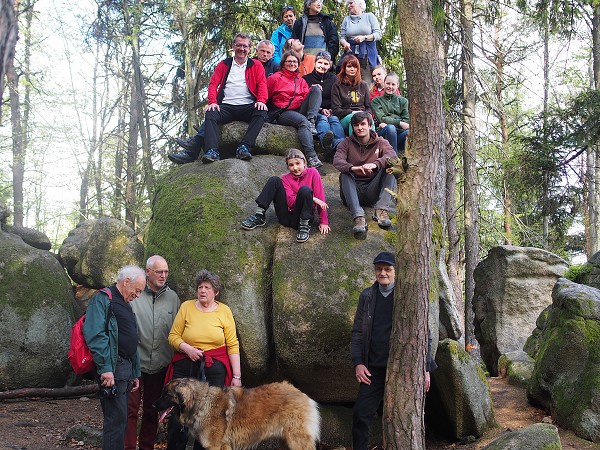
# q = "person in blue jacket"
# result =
<box><xmin>271</xmin><ymin>5</ymin><xmax>296</xmax><ymax>66</ymax></box>
<box><xmin>83</xmin><ymin>265</ymin><xmax>146</xmax><ymax>450</ymax></box>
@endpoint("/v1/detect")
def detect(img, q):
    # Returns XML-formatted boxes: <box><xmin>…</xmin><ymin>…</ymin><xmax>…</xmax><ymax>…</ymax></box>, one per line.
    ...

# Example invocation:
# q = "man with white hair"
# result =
<box><xmin>255</xmin><ymin>40</ymin><xmax>278</xmax><ymax>77</ymax></box>
<box><xmin>84</xmin><ymin>265</ymin><xmax>146</xmax><ymax>450</ymax></box>
<box><xmin>125</xmin><ymin>256</ymin><xmax>180</xmax><ymax>450</ymax></box>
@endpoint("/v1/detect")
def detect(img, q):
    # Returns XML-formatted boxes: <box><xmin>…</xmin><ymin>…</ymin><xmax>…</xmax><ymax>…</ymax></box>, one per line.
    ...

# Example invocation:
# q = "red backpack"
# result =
<box><xmin>68</xmin><ymin>288</ymin><xmax>112</xmax><ymax>375</ymax></box>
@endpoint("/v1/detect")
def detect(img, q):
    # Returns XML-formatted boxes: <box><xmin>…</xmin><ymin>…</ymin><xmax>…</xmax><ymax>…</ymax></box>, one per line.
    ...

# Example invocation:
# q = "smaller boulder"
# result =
<box><xmin>481</xmin><ymin>423</ymin><xmax>561</xmax><ymax>450</ymax></box>
<box><xmin>5</xmin><ymin>225</ymin><xmax>52</xmax><ymax>250</ymax></box>
<box><xmin>66</xmin><ymin>423</ymin><xmax>102</xmax><ymax>447</ymax></box>
<box><xmin>498</xmin><ymin>351</ymin><xmax>535</xmax><ymax>388</ymax></box>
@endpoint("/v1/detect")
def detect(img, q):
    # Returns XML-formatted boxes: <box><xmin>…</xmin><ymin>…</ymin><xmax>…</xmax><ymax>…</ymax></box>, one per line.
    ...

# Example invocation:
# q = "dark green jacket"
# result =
<box><xmin>371</xmin><ymin>93</ymin><xmax>409</xmax><ymax>129</ymax></box>
<box><xmin>83</xmin><ymin>289</ymin><xmax>141</xmax><ymax>379</ymax></box>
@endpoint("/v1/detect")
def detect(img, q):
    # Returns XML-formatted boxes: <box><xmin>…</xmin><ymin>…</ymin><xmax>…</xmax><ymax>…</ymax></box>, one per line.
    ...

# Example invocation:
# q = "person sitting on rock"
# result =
<box><xmin>371</xmin><ymin>72</ymin><xmax>409</xmax><ymax>154</ymax></box>
<box><xmin>282</xmin><ymin>37</ymin><xmax>316</xmax><ymax>77</ymax></box>
<box><xmin>169</xmin><ymin>32</ymin><xmax>268</xmax><ymax>164</ymax></box>
<box><xmin>332</xmin><ymin>111</ymin><xmax>396</xmax><ymax>239</ymax></box>
<box><xmin>255</xmin><ymin>40</ymin><xmax>278</xmax><ymax>77</ymax></box>
<box><xmin>241</xmin><ymin>149</ymin><xmax>329</xmax><ymax>243</ymax></box>
<box><xmin>267</xmin><ymin>50</ymin><xmax>323</xmax><ymax>168</ymax></box>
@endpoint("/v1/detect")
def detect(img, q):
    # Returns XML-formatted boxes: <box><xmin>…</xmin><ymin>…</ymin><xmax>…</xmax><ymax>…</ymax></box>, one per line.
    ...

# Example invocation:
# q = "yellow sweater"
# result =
<box><xmin>168</xmin><ymin>300</ymin><xmax>239</xmax><ymax>354</ymax></box>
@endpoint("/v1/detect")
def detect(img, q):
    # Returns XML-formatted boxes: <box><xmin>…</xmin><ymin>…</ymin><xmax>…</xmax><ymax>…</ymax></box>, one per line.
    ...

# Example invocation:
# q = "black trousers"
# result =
<box><xmin>256</xmin><ymin>176</ymin><xmax>314</xmax><ymax>229</ymax></box>
<box><xmin>166</xmin><ymin>359</ymin><xmax>227</xmax><ymax>450</ymax></box>
<box><xmin>204</xmin><ymin>103</ymin><xmax>267</xmax><ymax>151</ymax></box>
<box><xmin>352</xmin><ymin>366</ymin><xmax>387</xmax><ymax>450</ymax></box>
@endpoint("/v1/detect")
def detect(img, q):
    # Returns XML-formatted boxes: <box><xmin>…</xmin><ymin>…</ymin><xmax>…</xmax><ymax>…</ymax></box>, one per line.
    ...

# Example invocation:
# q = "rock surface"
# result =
<box><xmin>58</xmin><ymin>217</ymin><xmax>144</xmax><ymax>288</ymax></box>
<box><xmin>0</xmin><ymin>230</ymin><xmax>77</xmax><ymax>389</ymax></box>
<box><xmin>527</xmin><ymin>277</ymin><xmax>600</xmax><ymax>442</ymax></box>
<box><xmin>473</xmin><ymin>246</ymin><xmax>568</xmax><ymax>375</ymax></box>
<box><xmin>498</xmin><ymin>350</ymin><xmax>535</xmax><ymax>388</ymax></box>
<box><xmin>481</xmin><ymin>422</ymin><xmax>561</xmax><ymax>449</ymax></box>
<box><xmin>4</xmin><ymin>225</ymin><xmax>52</xmax><ymax>250</ymax></box>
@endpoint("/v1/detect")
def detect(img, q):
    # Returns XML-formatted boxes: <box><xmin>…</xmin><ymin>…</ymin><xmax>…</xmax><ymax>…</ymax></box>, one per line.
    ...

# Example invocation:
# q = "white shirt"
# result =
<box><xmin>222</xmin><ymin>59</ymin><xmax>253</xmax><ymax>105</ymax></box>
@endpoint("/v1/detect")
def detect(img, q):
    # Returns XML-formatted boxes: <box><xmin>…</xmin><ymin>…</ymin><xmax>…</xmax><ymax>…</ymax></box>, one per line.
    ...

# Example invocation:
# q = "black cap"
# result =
<box><xmin>373</xmin><ymin>251</ymin><xmax>395</xmax><ymax>266</ymax></box>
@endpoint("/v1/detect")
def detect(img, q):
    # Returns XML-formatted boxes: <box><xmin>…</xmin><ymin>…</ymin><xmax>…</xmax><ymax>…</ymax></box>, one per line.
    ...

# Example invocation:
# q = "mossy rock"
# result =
<box><xmin>481</xmin><ymin>423</ymin><xmax>562</xmax><ymax>450</ymax></box>
<box><xmin>0</xmin><ymin>231</ymin><xmax>77</xmax><ymax>389</ymax></box>
<box><xmin>498</xmin><ymin>350</ymin><xmax>535</xmax><ymax>388</ymax></box>
<box><xmin>528</xmin><ymin>278</ymin><xmax>600</xmax><ymax>442</ymax></box>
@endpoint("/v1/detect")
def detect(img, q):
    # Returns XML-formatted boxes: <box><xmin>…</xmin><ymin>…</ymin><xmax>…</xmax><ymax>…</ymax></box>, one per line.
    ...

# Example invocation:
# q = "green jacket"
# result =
<box><xmin>83</xmin><ymin>288</ymin><xmax>141</xmax><ymax>379</ymax></box>
<box><xmin>131</xmin><ymin>285</ymin><xmax>180</xmax><ymax>374</ymax></box>
<box><xmin>371</xmin><ymin>92</ymin><xmax>409</xmax><ymax>129</ymax></box>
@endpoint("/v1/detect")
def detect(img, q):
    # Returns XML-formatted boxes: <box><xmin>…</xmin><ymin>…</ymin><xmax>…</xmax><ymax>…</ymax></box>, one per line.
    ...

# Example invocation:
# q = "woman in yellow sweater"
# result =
<box><xmin>165</xmin><ymin>270</ymin><xmax>241</xmax><ymax>450</ymax></box>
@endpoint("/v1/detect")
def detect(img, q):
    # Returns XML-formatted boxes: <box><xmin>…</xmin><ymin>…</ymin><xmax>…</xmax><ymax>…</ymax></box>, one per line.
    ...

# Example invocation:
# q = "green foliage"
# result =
<box><xmin>563</xmin><ymin>263</ymin><xmax>592</xmax><ymax>283</ymax></box>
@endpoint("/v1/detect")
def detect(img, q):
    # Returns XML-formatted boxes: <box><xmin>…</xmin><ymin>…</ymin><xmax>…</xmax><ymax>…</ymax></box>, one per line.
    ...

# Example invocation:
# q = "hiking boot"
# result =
<box><xmin>296</xmin><ymin>219</ymin><xmax>311</xmax><ymax>243</ymax></box>
<box><xmin>353</xmin><ymin>216</ymin><xmax>368</xmax><ymax>240</ymax></box>
<box><xmin>202</xmin><ymin>148</ymin><xmax>220</xmax><ymax>164</ymax></box>
<box><xmin>308</xmin><ymin>118</ymin><xmax>318</xmax><ymax>135</ymax></box>
<box><xmin>307</xmin><ymin>155</ymin><xmax>323</xmax><ymax>169</ymax></box>
<box><xmin>176</xmin><ymin>136</ymin><xmax>202</xmax><ymax>151</ymax></box>
<box><xmin>236</xmin><ymin>144</ymin><xmax>252</xmax><ymax>161</ymax></box>
<box><xmin>241</xmin><ymin>213</ymin><xmax>266</xmax><ymax>230</ymax></box>
<box><xmin>321</xmin><ymin>130</ymin><xmax>334</xmax><ymax>153</ymax></box>
<box><xmin>168</xmin><ymin>150</ymin><xmax>198</xmax><ymax>164</ymax></box>
<box><xmin>372</xmin><ymin>209</ymin><xmax>392</xmax><ymax>228</ymax></box>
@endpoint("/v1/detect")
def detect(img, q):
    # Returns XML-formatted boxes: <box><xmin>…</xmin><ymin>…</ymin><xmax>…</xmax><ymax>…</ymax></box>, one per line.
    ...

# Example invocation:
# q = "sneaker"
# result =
<box><xmin>241</xmin><ymin>213</ymin><xmax>266</xmax><ymax>230</ymax></box>
<box><xmin>352</xmin><ymin>216</ymin><xmax>368</xmax><ymax>240</ymax></box>
<box><xmin>372</xmin><ymin>209</ymin><xmax>392</xmax><ymax>228</ymax></box>
<box><xmin>321</xmin><ymin>130</ymin><xmax>334</xmax><ymax>153</ymax></box>
<box><xmin>308</xmin><ymin>119</ymin><xmax>318</xmax><ymax>135</ymax></box>
<box><xmin>236</xmin><ymin>144</ymin><xmax>252</xmax><ymax>161</ymax></box>
<box><xmin>202</xmin><ymin>148</ymin><xmax>220</xmax><ymax>164</ymax></box>
<box><xmin>296</xmin><ymin>219</ymin><xmax>311</xmax><ymax>243</ymax></box>
<box><xmin>176</xmin><ymin>136</ymin><xmax>201</xmax><ymax>151</ymax></box>
<box><xmin>307</xmin><ymin>155</ymin><xmax>323</xmax><ymax>169</ymax></box>
<box><xmin>168</xmin><ymin>150</ymin><xmax>198</xmax><ymax>164</ymax></box>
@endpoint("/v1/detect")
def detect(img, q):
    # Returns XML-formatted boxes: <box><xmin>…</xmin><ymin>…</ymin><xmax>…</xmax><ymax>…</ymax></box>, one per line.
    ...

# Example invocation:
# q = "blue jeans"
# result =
<box><xmin>377</xmin><ymin>124</ymin><xmax>408</xmax><ymax>154</ymax></box>
<box><xmin>316</xmin><ymin>114</ymin><xmax>345</xmax><ymax>150</ymax></box>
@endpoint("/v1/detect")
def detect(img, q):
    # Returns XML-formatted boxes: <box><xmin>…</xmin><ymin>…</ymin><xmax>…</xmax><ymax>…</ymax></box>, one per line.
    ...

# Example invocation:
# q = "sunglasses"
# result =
<box><xmin>281</xmin><ymin>5</ymin><xmax>294</xmax><ymax>12</ymax></box>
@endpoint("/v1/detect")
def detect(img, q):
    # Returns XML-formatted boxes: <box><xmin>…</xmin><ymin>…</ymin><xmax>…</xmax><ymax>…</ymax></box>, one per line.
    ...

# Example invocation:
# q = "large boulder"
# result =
<box><xmin>220</xmin><ymin>121</ymin><xmax>302</xmax><ymax>157</ymax></box>
<box><xmin>578</xmin><ymin>250</ymin><xmax>600</xmax><ymax>290</ymax></box>
<box><xmin>473</xmin><ymin>246</ymin><xmax>568</xmax><ymax>375</ymax></box>
<box><xmin>58</xmin><ymin>217</ymin><xmax>144</xmax><ymax>288</ymax></box>
<box><xmin>427</xmin><ymin>338</ymin><xmax>496</xmax><ymax>439</ymax></box>
<box><xmin>527</xmin><ymin>278</ymin><xmax>600</xmax><ymax>442</ymax></box>
<box><xmin>145</xmin><ymin>156</ymin><xmax>393</xmax><ymax>399</ymax></box>
<box><xmin>481</xmin><ymin>423</ymin><xmax>561</xmax><ymax>450</ymax></box>
<box><xmin>0</xmin><ymin>231</ymin><xmax>77</xmax><ymax>389</ymax></box>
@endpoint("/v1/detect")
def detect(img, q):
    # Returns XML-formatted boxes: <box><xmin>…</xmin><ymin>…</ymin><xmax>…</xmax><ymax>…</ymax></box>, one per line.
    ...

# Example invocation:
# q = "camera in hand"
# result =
<box><xmin>98</xmin><ymin>384</ymin><xmax>118</xmax><ymax>398</ymax></box>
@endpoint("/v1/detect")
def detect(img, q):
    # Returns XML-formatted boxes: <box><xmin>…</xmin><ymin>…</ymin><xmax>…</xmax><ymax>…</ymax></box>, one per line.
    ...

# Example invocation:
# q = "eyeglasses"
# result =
<box><xmin>316</xmin><ymin>50</ymin><xmax>331</xmax><ymax>60</ymax></box>
<box><xmin>235</xmin><ymin>43</ymin><xmax>250</xmax><ymax>49</ymax></box>
<box><xmin>284</xmin><ymin>59</ymin><xmax>299</xmax><ymax>65</ymax></box>
<box><xmin>150</xmin><ymin>269</ymin><xmax>169</xmax><ymax>275</ymax></box>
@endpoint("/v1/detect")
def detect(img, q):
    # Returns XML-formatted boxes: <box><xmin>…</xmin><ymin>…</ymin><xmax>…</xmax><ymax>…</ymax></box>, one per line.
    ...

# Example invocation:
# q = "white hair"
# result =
<box><xmin>347</xmin><ymin>0</ymin><xmax>366</xmax><ymax>11</ymax></box>
<box><xmin>117</xmin><ymin>265</ymin><xmax>145</xmax><ymax>283</ymax></box>
<box><xmin>146</xmin><ymin>255</ymin><xmax>167</xmax><ymax>269</ymax></box>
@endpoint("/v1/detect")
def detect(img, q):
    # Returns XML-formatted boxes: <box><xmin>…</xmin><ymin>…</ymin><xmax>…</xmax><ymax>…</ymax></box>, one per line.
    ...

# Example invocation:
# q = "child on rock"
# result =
<box><xmin>241</xmin><ymin>149</ymin><xmax>330</xmax><ymax>243</ymax></box>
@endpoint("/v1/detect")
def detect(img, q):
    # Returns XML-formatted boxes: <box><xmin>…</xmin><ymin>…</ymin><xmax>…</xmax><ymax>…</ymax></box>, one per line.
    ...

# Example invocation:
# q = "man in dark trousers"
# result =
<box><xmin>83</xmin><ymin>265</ymin><xmax>146</xmax><ymax>450</ymax></box>
<box><xmin>351</xmin><ymin>252</ymin><xmax>437</xmax><ymax>450</ymax></box>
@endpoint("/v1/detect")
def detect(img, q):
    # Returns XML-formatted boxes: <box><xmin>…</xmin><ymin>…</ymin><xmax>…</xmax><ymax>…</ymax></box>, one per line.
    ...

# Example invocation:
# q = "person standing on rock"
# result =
<box><xmin>350</xmin><ymin>252</ymin><xmax>437</xmax><ymax>450</ymax></box>
<box><xmin>125</xmin><ymin>255</ymin><xmax>180</xmax><ymax>450</ymax></box>
<box><xmin>83</xmin><ymin>265</ymin><xmax>146</xmax><ymax>450</ymax></box>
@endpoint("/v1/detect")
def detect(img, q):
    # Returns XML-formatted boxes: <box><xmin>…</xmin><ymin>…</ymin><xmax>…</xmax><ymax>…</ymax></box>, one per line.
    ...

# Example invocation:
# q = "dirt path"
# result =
<box><xmin>0</xmin><ymin>377</ymin><xmax>598</xmax><ymax>449</ymax></box>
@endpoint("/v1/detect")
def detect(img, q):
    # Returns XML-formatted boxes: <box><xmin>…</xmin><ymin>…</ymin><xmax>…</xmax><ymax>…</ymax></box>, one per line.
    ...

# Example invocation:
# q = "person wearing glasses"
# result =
<box><xmin>83</xmin><ymin>266</ymin><xmax>146</xmax><ymax>450</ymax></box>
<box><xmin>125</xmin><ymin>255</ymin><xmax>180</xmax><ymax>450</ymax></box>
<box><xmin>176</xmin><ymin>33</ymin><xmax>268</xmax><ymax>164</ymax></box>
<box><xmin>292</xmin><ymin>0</ymin><xmax>339</xmax><ymax>64</ymax></box>
<box><xmin>271</xmin><ymin>5</ymin><xmax>296</xmax><ymax>66</ymax></box>
<box><xmin>303</xmin><ymin>50</ymin><xmax>345</xmax><ymax>158</ymax></box>
<box><xmin>267</xmin><ymin>50</ymin><xmax>324</xmax><ymax>168</ymax></box>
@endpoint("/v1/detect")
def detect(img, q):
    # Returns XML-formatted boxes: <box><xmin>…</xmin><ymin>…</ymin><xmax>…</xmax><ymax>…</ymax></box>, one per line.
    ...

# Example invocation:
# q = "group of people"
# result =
<box><xmin>83</xmin><ymin>251</ymin><xmax>434</xmax><ymax>450</ymax></box>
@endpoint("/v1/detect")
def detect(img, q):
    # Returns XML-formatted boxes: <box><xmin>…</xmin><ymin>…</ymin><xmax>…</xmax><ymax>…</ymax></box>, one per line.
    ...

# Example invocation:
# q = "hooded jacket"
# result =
<box><xmin>333</xmin><ymin>130</ymin><xmax>395</xmax><ymax>181</ymax></box>
<box><xmin>270</xmin><ymin>23</ymin><xmax>293</xmax><ymax>65</ymax></box>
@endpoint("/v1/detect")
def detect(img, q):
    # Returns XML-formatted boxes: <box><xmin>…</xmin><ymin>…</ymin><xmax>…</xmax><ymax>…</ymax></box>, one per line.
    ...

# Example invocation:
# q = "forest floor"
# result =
<box><xmin>0</xmin><ymin>377</ymin><xmax>598</xmax><ymax>450</ymax></box>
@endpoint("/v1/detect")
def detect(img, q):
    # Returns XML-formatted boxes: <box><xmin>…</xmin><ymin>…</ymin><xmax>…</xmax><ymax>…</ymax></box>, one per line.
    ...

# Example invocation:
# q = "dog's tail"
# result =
<box><xmin>306</xmin><ymin>397</ymin><xmax>321</xmax><ymax>444</ymax></box>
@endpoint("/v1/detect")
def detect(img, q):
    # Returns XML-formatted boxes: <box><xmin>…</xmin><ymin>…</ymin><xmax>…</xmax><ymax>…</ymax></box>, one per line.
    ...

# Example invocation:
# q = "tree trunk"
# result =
<box><xmin>587</xmin><ymin>3</ymin><xmax>600</xmax><ymax>256</ymax></box>
<box><xmin>462</xmin><ymin>0</ymin><xmax>480</xmax><ymax>357</ymax></box>
<box><xmin>8</xmin><ymin>59</ymin><xmax>24</xmax><ymax>227</ymax></box>
<box><xmin>0</xmin><ymin>0</ymin><xmax>18</xmax><ymax>104</ymax></box>
<box><xmin>383</xmin><ymin>0</ymin><xmax>444</xmax><ymax>447</ymax></box>
<box><xmin>0</xmin><ymin>384</ymin><xmax>98</xmax><ymax>400</ymax></box>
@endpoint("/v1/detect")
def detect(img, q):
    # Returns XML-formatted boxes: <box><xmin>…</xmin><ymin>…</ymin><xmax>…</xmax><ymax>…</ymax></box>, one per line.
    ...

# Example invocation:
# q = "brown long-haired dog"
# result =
<box><xmin>155</xmin><ymin>378</ymin><xmax>320</xmax><ymax>450</ymax></box>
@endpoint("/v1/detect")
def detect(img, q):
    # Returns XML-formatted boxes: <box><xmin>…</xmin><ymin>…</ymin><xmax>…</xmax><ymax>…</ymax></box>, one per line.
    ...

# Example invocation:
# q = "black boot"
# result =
<box><xmin>176</xmin><ymin>135</ymin><xmax>202</xmax><ymax>151</ymax></box>
<box><xmin>296</xmin><ymin>219</ymin><xmax>311</xmax><ymax>243</ymax></box>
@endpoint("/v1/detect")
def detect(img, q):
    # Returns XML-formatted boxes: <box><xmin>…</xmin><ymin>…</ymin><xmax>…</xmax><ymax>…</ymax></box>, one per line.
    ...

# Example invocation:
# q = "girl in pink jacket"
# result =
<box><xmin>241</xmin><ymin>149</ymin><xmax>330</xmax><ymax>243</ymax></box>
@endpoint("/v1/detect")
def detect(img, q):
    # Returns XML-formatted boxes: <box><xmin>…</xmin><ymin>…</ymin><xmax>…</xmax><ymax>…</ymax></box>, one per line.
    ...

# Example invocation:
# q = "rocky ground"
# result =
<box><xmin>0</xmin><ymin>377</ymin><xmax>598</xmax><ymax>450</ymax></box>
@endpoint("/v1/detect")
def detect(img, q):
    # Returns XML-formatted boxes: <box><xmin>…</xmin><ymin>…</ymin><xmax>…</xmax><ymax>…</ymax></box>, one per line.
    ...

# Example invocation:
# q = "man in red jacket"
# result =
<box><xmin>172</xmin><ymin>33</ymin><xmax>268</xmax><ymax>164</ymax></box>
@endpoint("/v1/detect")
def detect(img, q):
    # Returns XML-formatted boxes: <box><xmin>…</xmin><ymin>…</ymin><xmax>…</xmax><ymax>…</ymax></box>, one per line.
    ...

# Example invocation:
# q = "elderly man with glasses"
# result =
<box><xmin>172</xmin><ymin>32</ymin><xmax>268</xmax><ymax>164</ymax></box>
<box><xmin>125</xmin><ymin>255</ymin><xmax>180</xmax><ymax>450</ymax></box>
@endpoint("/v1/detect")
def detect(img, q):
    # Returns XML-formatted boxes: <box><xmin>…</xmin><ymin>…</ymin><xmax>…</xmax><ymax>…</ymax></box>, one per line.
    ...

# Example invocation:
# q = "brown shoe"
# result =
<box><xmin>372</xmin><ymin>209</ymin><xmax>392</xmax><ymax>228</ymax></box>
<box><xmin>353</xmin><ymin>216</ymin><xmax>368</xmax><ymax>240</ymax></box>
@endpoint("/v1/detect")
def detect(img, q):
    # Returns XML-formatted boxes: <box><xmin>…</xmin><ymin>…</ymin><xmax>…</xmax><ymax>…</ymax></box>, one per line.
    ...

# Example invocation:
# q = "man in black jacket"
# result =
<box><xmin>350</xmin><ymin>251</ymin><xmax>438</xmax><ymax>450</ymax></box>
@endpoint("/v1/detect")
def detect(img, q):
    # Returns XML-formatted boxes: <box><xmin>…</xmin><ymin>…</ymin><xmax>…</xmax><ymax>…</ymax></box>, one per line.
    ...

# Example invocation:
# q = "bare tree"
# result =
<box><xmin>383</xmin><ymin>0</ymin><xmax>444</xmax><ymax>447</ymax></box>
<box><xmin>0</xmin><ymin>0</ymin><xmax>17</xmax><ymax>102</ymax></box>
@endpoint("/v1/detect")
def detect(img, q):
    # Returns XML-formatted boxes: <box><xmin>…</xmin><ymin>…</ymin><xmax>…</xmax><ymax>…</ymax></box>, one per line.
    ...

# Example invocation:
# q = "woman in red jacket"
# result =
<box><xmin>267</xmin><ymin>50</ymin><xmax>323</xmax><ymax>168</ymax></box>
